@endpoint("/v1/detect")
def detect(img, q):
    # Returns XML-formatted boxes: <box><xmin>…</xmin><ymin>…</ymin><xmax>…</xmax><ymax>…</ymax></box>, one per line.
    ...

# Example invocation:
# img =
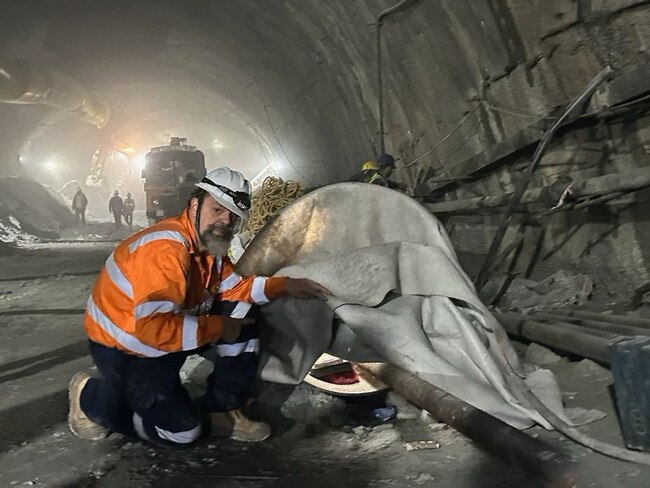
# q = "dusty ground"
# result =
<box><xmin>0</xmin><ymin>237</ymin><xmax>649</xmax><ymax>487</ymax></box>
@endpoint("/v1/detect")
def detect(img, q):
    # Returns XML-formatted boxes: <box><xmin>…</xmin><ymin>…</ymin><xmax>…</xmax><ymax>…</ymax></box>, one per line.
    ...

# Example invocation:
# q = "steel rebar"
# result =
<box><xmin>475</xmin><ymin>66</ymin><xmax>613</xmax><ymax>289</ymax></box>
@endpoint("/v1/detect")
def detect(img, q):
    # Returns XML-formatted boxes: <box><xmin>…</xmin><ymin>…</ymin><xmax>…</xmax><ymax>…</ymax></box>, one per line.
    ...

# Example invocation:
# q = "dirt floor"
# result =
<box><xmin>1</xmin><ymin>233</ymin><xmax>649</xmax><ymax>487</ymax></box>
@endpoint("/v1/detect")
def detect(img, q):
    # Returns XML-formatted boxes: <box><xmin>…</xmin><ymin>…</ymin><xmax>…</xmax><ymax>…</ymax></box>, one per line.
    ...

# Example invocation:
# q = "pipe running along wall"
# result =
<box><xmin>0</xmin><ymin>58</ymin><xmax>109</xmax><ymax>129</ymax></box>
<box><xmin>425</xmin><ymin>167</ymin><xmax>650</xmax><ymax>214</ymax></box>
<box><xmin>375</xmin><ymin>0</ymin><xmax>417</xmax><ymax>154</ymax></box>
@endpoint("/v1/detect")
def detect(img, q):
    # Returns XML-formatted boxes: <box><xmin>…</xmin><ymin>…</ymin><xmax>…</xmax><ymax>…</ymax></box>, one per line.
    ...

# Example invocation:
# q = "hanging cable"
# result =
<box><xmin>375</xmin><ymin>0</ymin><xmax>419</xmax><ymax>154</ymax></box>
<box><xmin>474</xmin><ymin>66</ymin><xmax>613</xmax><ymax>290</ymax></box>
<box><xmin>400</xmin><ymin>103</ymin><xmax>481</xmax><ymax>169</ymax></box>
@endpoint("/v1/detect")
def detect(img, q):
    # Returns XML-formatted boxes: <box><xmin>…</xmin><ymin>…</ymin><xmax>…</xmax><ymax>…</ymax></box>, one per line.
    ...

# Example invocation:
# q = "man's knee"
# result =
<box><xmin>133</xmin><ymin>412</ymin><xmax>202</xmax><ymax>445</ymax></box>
<box><xmin>154</xmin><ymin>423</ymin><xmax>202</xmax><ymax>444</ymax></box>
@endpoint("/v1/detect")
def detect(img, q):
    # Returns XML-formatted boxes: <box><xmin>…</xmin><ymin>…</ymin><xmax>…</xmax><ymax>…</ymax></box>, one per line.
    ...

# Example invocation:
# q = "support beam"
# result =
<box><xmin>417</xmin><ymin>61</ymin><xmax>650</xmax><ymax>196</ymax></box>
<box><xmin>356</xmin><ymin>362</ymin><xmax>578</xmax><ymax>487</ymax></box>
<box><xmin>553</xmin><ymin>310</ymin><xmax>650</xmax><ymax>330</ymax></box>
<box><xmin>0</xmin><ymin>58</ymin><xmax>109</xmax><ymax>128</ymax></box>
<box><xmin>496</xmin><ymin>312</ymin><xmax>615</xmax><ymax>363</ymax></box>
<box><xmin>504</xmin><ymin>313</ymin><xmax>618</xmax><ymax>339</ymax></box>
<box><xmin>425</xmin><ymin>167</ymin><xmax>650</xmax><ymax>214</ymax></box>
<box><xmin>532</xmin><ymin>311</ymin><xmax>650</xmax><ymax>337</ymax></box>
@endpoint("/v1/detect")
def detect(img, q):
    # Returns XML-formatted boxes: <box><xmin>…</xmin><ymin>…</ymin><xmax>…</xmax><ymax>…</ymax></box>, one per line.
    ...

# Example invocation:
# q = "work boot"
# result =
<box><xmin>210</xmin><ymin>409</ymin><xmax>271</xmax><ymax>442</ymax></box>
<box><xmin>68</xmin><ymin>372</ymin><xmax>109</xmax><ymax>441</ymax></box>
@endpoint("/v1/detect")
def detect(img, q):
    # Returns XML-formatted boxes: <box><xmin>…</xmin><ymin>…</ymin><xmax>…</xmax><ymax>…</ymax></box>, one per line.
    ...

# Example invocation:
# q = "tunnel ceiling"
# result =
<box><xmin>0</xmin><ymin>0</ymin><xmax>647</xmax><ymax>188</ymax></box>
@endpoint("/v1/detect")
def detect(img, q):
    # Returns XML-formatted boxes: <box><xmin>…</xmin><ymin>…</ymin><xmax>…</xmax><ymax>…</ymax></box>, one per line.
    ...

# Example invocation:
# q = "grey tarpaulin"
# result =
<box><xmin>236</xmin><ymin>183</ymin><xmax>571</xmax><ymax>430</ymax></box>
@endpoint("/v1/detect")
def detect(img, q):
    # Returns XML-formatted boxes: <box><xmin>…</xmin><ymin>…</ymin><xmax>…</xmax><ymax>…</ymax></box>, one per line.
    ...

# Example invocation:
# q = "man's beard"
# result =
<box><xmin>200</xmin><ymin>223</ymin><xmax>233</xmax><ymax>257</ymax></box>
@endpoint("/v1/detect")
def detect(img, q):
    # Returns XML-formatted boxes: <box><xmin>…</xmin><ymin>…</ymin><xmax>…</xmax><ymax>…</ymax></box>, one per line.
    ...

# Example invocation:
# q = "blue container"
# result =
<box><xmin>608</xmin><ymin>336</ymin><xmax>650</xmax><ymax>451</ymax></box>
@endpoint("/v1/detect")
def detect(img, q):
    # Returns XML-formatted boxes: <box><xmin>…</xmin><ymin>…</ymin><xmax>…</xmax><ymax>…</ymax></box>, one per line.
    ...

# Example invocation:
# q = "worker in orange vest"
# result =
<box><xmin>123</xmin><ymin>192</ymin><xmax>135</xmax><ymax>228</ymax></box>
<box><xmin>68</xmin><ymin>167</ymin><xmax>330</xmax><ymax>445</ymax></box>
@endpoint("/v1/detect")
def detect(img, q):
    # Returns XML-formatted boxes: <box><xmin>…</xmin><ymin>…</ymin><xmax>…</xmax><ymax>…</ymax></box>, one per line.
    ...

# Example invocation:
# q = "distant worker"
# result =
<box><xmin>72</xmin><ymin>187</ymin><xmax>88</xmax><ymax>225</ymax></box>
<box><xmin>68</xmin><ymin>167</ymin><xmax>330</xmax><ymax>446</ymax></box>
<box><xmin>351</xmin><ymin>153</ymin><xmax>399</xmax><ymax>188</ymax></box>
<box><xmin>123</xmin><ymin>193</ymin><xmax>135</xmax><ymax>228</ymax></box>
<box><xmin>350</xmin><ymin>160</ymin><xmax>379</xmax><ymax>183</ymax></box>
<box><xmin>108</xmin><ymin>190</ymin><xmax>124</xmax><ymax>228</ymax></box>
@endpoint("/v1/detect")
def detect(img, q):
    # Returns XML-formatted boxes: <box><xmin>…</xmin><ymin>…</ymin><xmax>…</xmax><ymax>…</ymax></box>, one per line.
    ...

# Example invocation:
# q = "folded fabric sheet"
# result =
<box><xmin>237</xmin><ymin>183</ymin><xmax>572</xmax><ymax>429</ymax></box>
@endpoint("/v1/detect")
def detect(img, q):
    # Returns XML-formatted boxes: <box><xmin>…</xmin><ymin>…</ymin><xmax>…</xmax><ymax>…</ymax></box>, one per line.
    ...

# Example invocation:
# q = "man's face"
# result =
<box><xmin>193</xmin><ymin>194</ymin><xmax>239</xmax><ymax>256</ymax></box>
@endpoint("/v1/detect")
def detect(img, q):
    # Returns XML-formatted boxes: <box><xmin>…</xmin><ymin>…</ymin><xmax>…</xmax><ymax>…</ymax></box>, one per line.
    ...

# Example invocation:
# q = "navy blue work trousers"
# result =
<box><xmin>79</xmin><ymin>300</ymin><xmax>260</xmax><ymax>445</ymax></box>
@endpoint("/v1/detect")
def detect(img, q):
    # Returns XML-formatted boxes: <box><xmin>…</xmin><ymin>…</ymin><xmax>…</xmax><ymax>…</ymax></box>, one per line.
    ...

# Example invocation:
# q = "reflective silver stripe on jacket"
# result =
<box><xmin>218</xmin><ymin>272</ymin><xmax>241</xmax><ymax>293</ymax></box>
<box><xmin>86</xmin><ymin>296</ymin><xmax>167</xmax><ymax>357</ymax></box>
<box><xmin>230</xmin><ymin>301</ymin><xmax>252</xmax><ymax>319</ymax></box>
<box><xmin>181</xmin><ymin>315</ymin><xmax>199</xmax><ymax>350</ymax></box>
<box><xmin>95</xmin><ymin>228</ymin><xmax>199</xmax><ymax>355</ymax></box>
<box><xmin>250</xmin><ymin>277</ymin><xmax>269</xmax><ymax>304</ymax></box>
<box><xmin>104</xmin><ymin>230</ymin><xmax>188</xmax><ymax>298</ymax></box>
<box><xmin>215</xmin><ymin>338</ymin><xmax>260</xmax><ymax>357</ymax></box>
<box><xmin>134</xmin><ymin>300</ymin><xmax>178</xmax><ymax>319</ymax></box>
<box><xmin>154</xmin><ymin>424</ymin><xmax>202</xmax><ymax>444</ymax></box>
<box><xmin>104</xmin><ymin>253</ymin><xmax>133</xmax><ymax>298</ymax></box>
<box><xmin>132</xmin><ymin>413</ymin><xmax>151</xmax><ymax>441</ymax></box>
<box><xmin>128</xmin><ymin>230</ymin><xmax>187</xmax><ymax>254</ymax></box>
<box><xmin>88</xmin><ymin>297</ymin><xmax>200</xmax><ymax>356</ymax></box>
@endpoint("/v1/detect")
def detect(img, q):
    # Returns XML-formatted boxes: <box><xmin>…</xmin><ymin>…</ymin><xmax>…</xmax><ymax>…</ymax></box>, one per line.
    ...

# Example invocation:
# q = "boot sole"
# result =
<box><xmin>211</xmin><ymin>425</ymin><xmax>271</xmax><ymax>443</ymax></box>
<box><xmin>230</xmin><ymin>432</ymin><xmax>271</xmax><ymax>443</ymax></box>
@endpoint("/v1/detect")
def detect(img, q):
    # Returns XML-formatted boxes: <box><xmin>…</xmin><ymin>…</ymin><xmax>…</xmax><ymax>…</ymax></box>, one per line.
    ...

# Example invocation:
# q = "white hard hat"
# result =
<box><xmin>195</xmin><ymin>167</ymin><xmax>251</xmax><ymax>218</ymax></box>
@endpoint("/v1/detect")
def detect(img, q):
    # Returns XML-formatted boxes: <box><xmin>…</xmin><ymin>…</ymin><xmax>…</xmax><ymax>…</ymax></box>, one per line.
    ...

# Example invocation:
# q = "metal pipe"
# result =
<box><xmin>376</xmin><ymin>0</ymin><xmax>414</xmax><ymax>23</ymax></box>
<box><xmin>0</xmin><ymin>58</ymin><xmax>109</xmax><ymax>128</ymax></box>
<box><xmin>426</xmin><ymin>167</ymin><xmax>650</xmax><ymax>214</ymax></box>
<box><xmin>532</xmin><ymin>312</ymin><xmax>650</xmax><ymax>337</ymax></box>
<box><xmin>500</xmin><ymin>312</ymin><xmax>618</xmax><ymax>339</ymax></box>
<box><xmin>376</xmin><ymin>21</ymin><xmax>385</xmax><ymax>154</ymax></box>
<box><xmin>555</xmin><ymin>310</ymin><xmax>650</xmax><ymax>329</ymax></box>
<box><xmin>498</xmin><ymin>312</ymin><xmax>650</xmax><ymax>465</ymax></box>
<box><xmin>475</xmin><ymin>66</ymin><xmax>613</xmax><ymax>289</ymax></box>
<box><xmin>497</xmin><ymin>312</ymin><xmax>614</xmax><ymax>363</ymax></box>
<box><xmin>356</xmin><ymin>362</ymin><xmax>578</xmax><ymax>487</ymax></box>
<box><xmin>375</xmin><ymin>0</ymin><xmax>416</xmax><ymax>154</ymax></box>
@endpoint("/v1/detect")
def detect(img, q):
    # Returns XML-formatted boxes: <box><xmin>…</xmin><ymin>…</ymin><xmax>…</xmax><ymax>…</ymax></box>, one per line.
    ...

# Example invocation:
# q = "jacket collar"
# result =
<box><xmin>178</xmin><ymin>209</ymin><xmax>201</xmax><ymax>255</ymax></box>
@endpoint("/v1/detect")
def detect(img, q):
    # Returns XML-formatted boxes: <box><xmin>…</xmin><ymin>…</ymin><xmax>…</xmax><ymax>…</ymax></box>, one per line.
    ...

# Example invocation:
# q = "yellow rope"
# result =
<box><xmin>243</xmin><ymin>176</ymin><xmax>303</xmax><ymax>239</ymax></box>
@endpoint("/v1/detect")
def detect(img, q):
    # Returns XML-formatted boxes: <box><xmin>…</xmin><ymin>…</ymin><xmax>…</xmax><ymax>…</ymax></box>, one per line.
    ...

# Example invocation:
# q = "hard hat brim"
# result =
<box><xmin>195</xmin><ymin>182</ymin><xmax>248</xmax><ymax>219</ymax></box>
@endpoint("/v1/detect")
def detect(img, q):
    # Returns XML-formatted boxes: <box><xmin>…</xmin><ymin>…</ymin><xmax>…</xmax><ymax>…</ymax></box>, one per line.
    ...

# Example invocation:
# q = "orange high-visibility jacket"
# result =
<box><xmin>83</xmin><ymin>210</ymin><xmax>287</xmax><ymax>357</ymax></box>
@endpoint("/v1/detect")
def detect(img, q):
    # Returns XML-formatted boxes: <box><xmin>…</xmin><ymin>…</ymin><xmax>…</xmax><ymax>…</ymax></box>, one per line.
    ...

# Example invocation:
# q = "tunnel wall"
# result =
<box><xmin>328</xmin><ymin>0</ymin><xmax>650</xmax><ymax>305</ymax></box>
<box><xmin>0</xmin><ymin>0</ymin><xmax>649</xmax><ymax>304</ymax></box>
<box><xmin>445</xmin><ymin>113</ymin><xmax>650</xmax><ymax>306</ymax></box>
<box><xmin>1</xmin><ymin>0</ymin><xmax>647</xmax><ymax>182</ymax></box>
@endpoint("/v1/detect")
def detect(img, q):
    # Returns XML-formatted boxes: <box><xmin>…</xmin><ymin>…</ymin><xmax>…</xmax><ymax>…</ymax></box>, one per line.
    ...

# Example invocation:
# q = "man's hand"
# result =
<box><xmin>285</xmin><ymin>278</ymin><xmax>331</xmax><ymax>300</ymax></box>
<box><xmin>221</xmin><ymin>316</ymin><xmax>254</xmax><ymax>343</ymax></box>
